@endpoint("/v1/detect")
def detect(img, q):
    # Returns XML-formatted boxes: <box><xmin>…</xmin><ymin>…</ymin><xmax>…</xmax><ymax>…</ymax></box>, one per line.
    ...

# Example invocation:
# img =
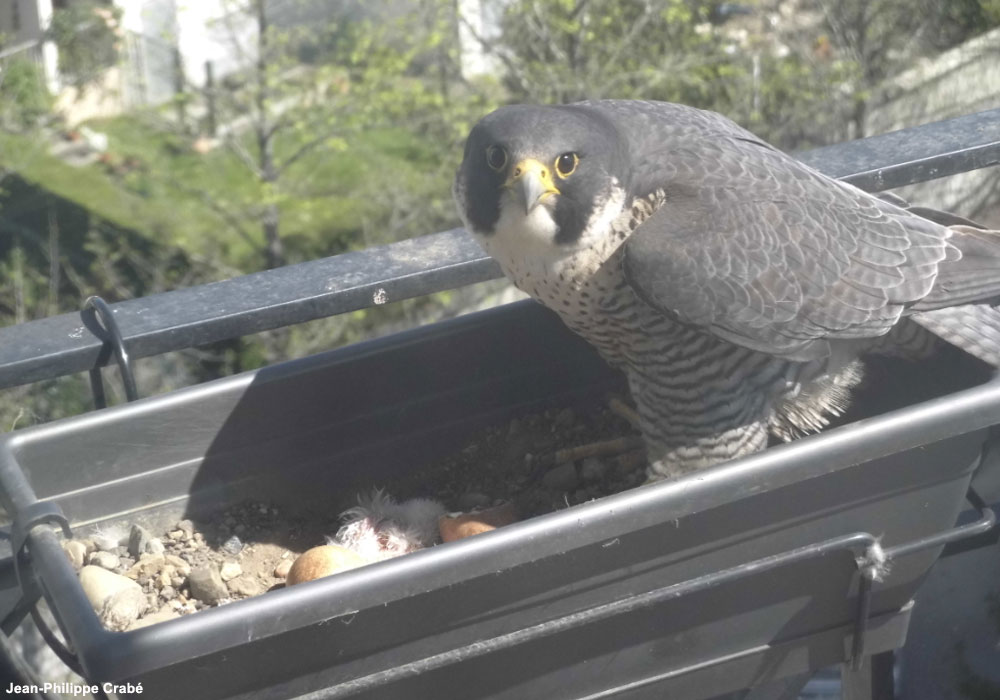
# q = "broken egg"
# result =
<box><xmin>438</xmin><ymin>502</ymin><xmax>518</xmax><ymax>542</ymax></box>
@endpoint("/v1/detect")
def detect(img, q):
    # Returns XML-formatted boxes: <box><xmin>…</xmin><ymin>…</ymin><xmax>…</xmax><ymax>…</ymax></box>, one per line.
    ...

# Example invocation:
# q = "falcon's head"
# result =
<box><xmin>454</xmin><ymin>104</ymin><xmax>630</xmax><ymax>256</ymax></box>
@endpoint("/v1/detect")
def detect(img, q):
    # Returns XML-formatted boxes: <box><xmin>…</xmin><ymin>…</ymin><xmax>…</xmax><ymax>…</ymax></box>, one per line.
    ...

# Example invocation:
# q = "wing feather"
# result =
<box><xmin>573</xmin><ymin>100</ymin><xmax>1000</xmax><ymax>361</ymax></box>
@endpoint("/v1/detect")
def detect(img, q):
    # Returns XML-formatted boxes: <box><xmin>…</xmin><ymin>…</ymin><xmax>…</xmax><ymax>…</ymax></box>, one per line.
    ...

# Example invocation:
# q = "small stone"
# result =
<box><xmin>63</xmin><ymin>541</ymin><xmax>87</xmax><ymax>571</ymax></box>
<box><xmin>88</xmin><ymin>551</ymin><xmax>120</xmax><ymax>570</ymax></box>
<box><xmin>170</xmin><ymin>575</ymin><xmax>186</xmax><ymax>588</ymax></box>
<box><xmin>159</xmin><ymin>585</ymin><xmax>177</xmax><ymax>601</ymax></box>
<box><xmin>188</xmin><ymin>565</ymin><xmax>228</xmax><ymax>605</ymax></box>
<box><xmin>100</xmin><ymin>587</ymin><xmax>149</xmax><ymax>632</ymax></box>
<box><xmin>542</xmin><ymin>462</ymin><xmax>578</xmax><ymax>492</ymax></box>
<box><xmin>226</xmin><ymin>575</ymin><xmax>262</xmax><ymax>597</ymax></box>
<box><xmin>273</xmin><ymin>560</ymin><xmax>293</xmax><ymax>579</ymax></box>
<box><xmin>167</xmin><ymin>530</ymin><xmax>186</xmax><ymax>541</ymax></box>
<box><xmin>580</xmin><ymin>457</ymin><xmax>607</xmax><ymax>483</ymax></box>
<box><xmin>128</xmin><ymin>524</ymin><xmax>165</xmax><ymax>558</ymax></box>
<box><xmin>126</xmin><ymin>554</ymin><xmax>165</xmax><ymax>580</ymax></box>
<box><xmin>93</xmin><ymin>528</ymin><xmax>127</xmax><ymax>552</ymax></box>
<box><xmin>221</xmin><ymin>536</ymin><xmax>243</xmax><ymax>555</ymax></box>
<box><xmin>456</xmin><ymin>492</ymin><xmax>492</xmax><ymax>511</ymax></box>
<box><xmin>219</xmin><ymin>560</ymin><xmax>242</xmax><ymax>582</ymax></box>
<box><xmin>130</xmin><ymin>606</ymin><xmax>180</xmax><ymax>630</ymax></box>
<box><xmin>176</xmin><ymin>519</ymin><xmax>195</xmax><ymax>536</ymax></box>
<box><xmin>79</xmin><ymin>566</ymin><xmax>144</xmax><ymax>613</ymax></box>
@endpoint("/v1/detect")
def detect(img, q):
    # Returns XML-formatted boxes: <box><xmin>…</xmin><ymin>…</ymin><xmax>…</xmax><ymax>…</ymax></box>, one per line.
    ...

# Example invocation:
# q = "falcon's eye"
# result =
<box><xmin>485</xmin><ymin>145</ymin><xmax>507</xmax><ymax>171</ymax></box>
<box><xmin>555</xmin><ymin>152</ymin><xmax>579</xmax><ymax>178</ymax></box>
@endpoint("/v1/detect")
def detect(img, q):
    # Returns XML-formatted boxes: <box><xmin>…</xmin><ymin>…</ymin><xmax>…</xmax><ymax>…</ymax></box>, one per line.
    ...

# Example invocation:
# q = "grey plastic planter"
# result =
<box><xmin>0</xmin><ymin>300</ymin><xmax>997</xmax><ymax>700</ymax></box>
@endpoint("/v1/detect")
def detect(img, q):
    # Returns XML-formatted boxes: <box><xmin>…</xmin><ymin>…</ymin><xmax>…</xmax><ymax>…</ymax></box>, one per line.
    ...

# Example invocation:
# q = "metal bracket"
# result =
<box><xmin>84</xmin><ymin>295</ymin><xmax>139</xmax><ymax>409</ymax></box>
<box><xmin>1</xmin><ymin>501</ymin><xmax>85</xmax><ymax>677</ymax></box>
<box><xmin>848</xmin><ymin>486</ymin><xmax>996</xmax><ymax>669</ymax></box>
<box><xmin>7</xmin><ymin>501</ymin><xmax>73</xmax><ymax>634</ymax></box>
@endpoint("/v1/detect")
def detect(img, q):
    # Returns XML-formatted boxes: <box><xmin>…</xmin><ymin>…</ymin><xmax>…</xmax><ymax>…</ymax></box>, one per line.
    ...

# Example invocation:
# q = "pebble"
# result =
<box><xmin>126</xmin><ymin>554</ymin><xmax>166</xmax><ymax>580</ymax></box>
<box><xmin>159</xmin><ymin>585</ymin><xmax>177</xmax><ymax>601</ymax></box>
<box><xmin>88</xmin><ymin>551</ymin><xmax>120</xmax><ymax>570</ymax></box>
<box><xmin>580</xmin><ymin>457</ymin><xmax>607</xmax><ymax>483</ymax></box>
<box><xmin>176</xmin><ymin>519</ymin><xmax>195</xmax><ymax>536</ymax></box>
<box><xmin>62</xmin><ymin>541</ymin><xmax>87</xmax><ymax>570</ymax></box>
<box><xmin>188</xmin><ymin>565</ymin><xmax>229</xmax><ymax>605</ymax></box>
<box><xmin>130</xmin><ymin>607</ymin><xmax>180</xmax><ymax>630</ymax></box>
<box><xmin>93</xmin><ymin>528</ymin><xmax>126</xmax><ymax>552</ymax></box>
<box><xmin>227</xmin><ymin>575</ymin><xmax>262</xmax><ymax>597</ymax></box>
<box><xmin>79</xmin><ymin>566</ymin><xmax>144</xmax><ymax>613</ymax></box>
<box><xmin>128</xmin><ymin>525</ymin><xmax>164</xmax><ymax>558</ymax></box>
<box><xmin>542</xmin><ymin>462</ymin><xmax>579</xmax><ymax>492</ymax></box>
<box><xmin>273</xmin><ymin>560</ymin><xmax>293</xmax><ymax>579</ymax></box>
<box><xmin>167</xmin><ymin>530</ymin><xmax>186</xmax><ymax>542</ymax></box>
<box><xmin>221</xmin><ymin>536</ymin><xmax>243</xmax><ymax>555</ymax></box>
<box><xmin>219</xmin><ymin>560</ymin><xmax>242</xmax><ymax>582</ymax></box>
<box><xmin>101</xmin><ymin>587</ymin><xmax>149</xmax><ymax>632</ymax></box>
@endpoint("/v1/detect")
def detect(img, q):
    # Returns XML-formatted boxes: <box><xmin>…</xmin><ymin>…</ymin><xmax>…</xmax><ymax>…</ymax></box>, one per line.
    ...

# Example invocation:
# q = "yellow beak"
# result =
<box><xmin>505</xmin><ymin>159</ymin><xmax>560</xmax><ymax>214</ymax></box>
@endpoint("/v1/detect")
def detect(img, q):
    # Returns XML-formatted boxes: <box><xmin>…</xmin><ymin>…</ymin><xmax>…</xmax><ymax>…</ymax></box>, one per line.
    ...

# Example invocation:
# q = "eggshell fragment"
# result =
<box><xmin>439</xmin><ymin>502</ymin><xmax>518</xmax><ymax>542</ymax></box>
<box><xmin>286</xmin><ymin>545</ymin><xmax>368</xmax><ymax>586</ymax></box>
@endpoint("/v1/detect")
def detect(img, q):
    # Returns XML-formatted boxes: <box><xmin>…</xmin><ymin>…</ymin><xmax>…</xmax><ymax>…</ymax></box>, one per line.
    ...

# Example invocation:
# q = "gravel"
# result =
<box><xmin>70</xmin><ymin>399</ymin><xmax>646</xmax><ymax>631</ymax></box>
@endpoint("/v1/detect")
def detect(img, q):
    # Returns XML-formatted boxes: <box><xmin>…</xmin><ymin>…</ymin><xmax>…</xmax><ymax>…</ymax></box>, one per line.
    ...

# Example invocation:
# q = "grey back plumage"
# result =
<box><xmin>562</xmin><ymin>101</ymin><xmax>1000</xmax><ymax>363</ymax></box>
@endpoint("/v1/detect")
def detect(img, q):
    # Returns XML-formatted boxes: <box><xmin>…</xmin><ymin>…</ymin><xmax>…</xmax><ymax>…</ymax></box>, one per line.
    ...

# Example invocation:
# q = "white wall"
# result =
<box><xmin>457</xmin><ymin>0</ymin><xmax>505</xmax><ymax>80</ymax></box>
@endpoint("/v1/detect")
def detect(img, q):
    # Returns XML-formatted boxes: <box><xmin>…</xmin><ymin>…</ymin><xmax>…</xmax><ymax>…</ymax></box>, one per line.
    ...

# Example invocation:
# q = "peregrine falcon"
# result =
<box><xmin>453</xmin><ymin>100</ymin><xmax>1000</xmax><ymax>481</ymax></box>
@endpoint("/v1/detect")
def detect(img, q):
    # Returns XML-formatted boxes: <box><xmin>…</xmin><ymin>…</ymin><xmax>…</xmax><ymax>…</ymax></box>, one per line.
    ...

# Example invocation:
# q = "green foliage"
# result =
<box><xmin>496</xmin><ymin>0</ymin><xmax>724</xmax><ymax>104</ymax></box>
<box><xmin>0</xmin><ymin>59</ymin><xmax>53</xmax><ymax>130</ymax></box>
<box><xmin>47</xmin><ymin>1</ymin><xmax>122</xmax><ymax>90</ymax></box>
<box><xmin>5</xmin><ymin>0</ymin><xmax>999</xmax><ymax>428</ymax></box>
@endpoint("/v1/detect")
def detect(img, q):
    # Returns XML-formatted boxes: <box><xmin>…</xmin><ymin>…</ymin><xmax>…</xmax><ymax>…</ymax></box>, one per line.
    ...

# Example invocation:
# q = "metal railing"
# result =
<box><xmin>0</xmin><ymin>108</ymin><xmax>999</xmax><ymax>392</ymax></box>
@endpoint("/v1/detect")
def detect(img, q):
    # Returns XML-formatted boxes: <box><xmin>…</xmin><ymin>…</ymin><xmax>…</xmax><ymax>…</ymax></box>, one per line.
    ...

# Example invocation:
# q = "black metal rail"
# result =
<box><xmin>1</xmin><ymin>108</ymin><xmax>999</xmax><ymax>391</ymax></box>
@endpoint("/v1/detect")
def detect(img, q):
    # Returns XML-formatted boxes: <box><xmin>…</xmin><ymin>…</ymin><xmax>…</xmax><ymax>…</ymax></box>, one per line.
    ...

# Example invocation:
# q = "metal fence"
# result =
<box><xmin>0</xmin><ymin>107</ymin><xmax>999</xmax><ymax>393</ymax></box>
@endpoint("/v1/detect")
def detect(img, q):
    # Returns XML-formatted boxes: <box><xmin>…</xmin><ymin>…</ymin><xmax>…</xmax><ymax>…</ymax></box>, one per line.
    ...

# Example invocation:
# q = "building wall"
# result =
<box><xmin>0</xmin><ymin>0</ymin><xmax>46</xmax><ymax>45</ymax></box>
<box><xmin>865</xmin><ymin>27</ymin><xmax>1000</xmax><ymax>226</ymax></box>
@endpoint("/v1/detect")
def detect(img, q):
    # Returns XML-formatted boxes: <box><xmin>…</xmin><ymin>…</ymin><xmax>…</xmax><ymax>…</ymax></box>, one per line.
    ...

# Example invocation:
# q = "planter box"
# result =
<box><xmin>1</xmin><ymin>301</ymin><xmax>997</xmax><ymax>700</ymax></box>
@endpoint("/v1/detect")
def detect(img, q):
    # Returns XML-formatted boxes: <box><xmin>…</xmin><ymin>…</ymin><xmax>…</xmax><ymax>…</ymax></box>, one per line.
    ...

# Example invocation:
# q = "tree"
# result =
<box><xmin>144</xmin><ymin>0</ymin><xmax>491</xmax><ymax>270</ymax></box>
<box><xmin>46</xmin><ymin>1</ymin><xmax>123</xmax><ymax>92</ymax></box>
<box><xmin>818</xmin><ymin>0</ymin><xmax>1000</xmax><ymax>137</ymax></box>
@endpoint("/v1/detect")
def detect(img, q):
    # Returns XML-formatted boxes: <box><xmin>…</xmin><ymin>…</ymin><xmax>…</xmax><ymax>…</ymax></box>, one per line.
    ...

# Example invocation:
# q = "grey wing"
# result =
<box><xmin>621</xmin><ymin>137</ymin><xmax>960</xmax><ymax>362</ymax></box>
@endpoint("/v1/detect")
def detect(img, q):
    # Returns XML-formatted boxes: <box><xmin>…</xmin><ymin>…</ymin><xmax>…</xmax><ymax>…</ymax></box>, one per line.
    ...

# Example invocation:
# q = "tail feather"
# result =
<box><xmin>913</xmin><ymin>305</ymin><xmax>1000</xmax><ymax>368</ymax></box>
<box><xmin>881</xmin><ymin>194</ymin><xmax>1000</xmax><ymax>367</ymax></box>
<box><xmin>914</xmin><ymin>226</ymin><xmax>1000</xmax><ymax>310</ymax></box>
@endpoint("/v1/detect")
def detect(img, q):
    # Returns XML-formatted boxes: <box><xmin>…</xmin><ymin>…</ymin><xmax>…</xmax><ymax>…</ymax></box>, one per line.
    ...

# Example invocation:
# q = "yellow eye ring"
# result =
<box><xmin>555</xmin><ymin>152</ymin><xmax>579</xmax><ymax>178</ymax></box>
<box><xmin>485</xmin><ymin>145</ymin><xmax>507</xmax><ymax>171</ymax></box>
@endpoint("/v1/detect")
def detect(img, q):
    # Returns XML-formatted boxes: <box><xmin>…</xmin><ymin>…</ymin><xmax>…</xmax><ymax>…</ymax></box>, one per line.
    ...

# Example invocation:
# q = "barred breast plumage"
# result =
<box><xmin>454</xmin><ymin>100</ymin><xmax>1000</xmax><ymax>481</ymax></box>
